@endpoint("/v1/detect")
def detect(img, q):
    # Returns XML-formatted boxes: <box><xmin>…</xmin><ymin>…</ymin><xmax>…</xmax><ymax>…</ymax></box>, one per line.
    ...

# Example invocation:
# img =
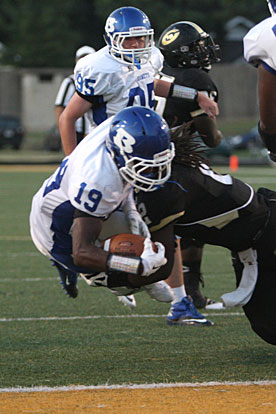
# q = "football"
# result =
<box><xmin>102</xmin><ymin>233</ymin><xmax>158</xmax><ymax>256</ymax></box>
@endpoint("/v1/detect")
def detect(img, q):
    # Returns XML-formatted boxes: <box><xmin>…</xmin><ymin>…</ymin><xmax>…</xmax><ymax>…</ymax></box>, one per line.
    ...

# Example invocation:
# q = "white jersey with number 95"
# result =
<box><xmin>74</xmin><ymin>45</ymin><xmax>163</xmax><ymax>130</ymax></box>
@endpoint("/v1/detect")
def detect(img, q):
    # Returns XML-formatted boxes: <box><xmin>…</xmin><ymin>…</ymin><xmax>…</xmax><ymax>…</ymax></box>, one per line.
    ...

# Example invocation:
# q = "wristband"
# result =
<box><xmin>106</xmin><ymin>253</ymin><xmax>143</xmax><ymax>275</ymax></box>
<box><xmin>169</xmin><ymin>83</ymin><xmax>198</xmax><ymax>101</ymax></box>
<box><xmin>258</xmin><ymin>121</ymin><xmax>276</xmax><ymax>153</ymax></box>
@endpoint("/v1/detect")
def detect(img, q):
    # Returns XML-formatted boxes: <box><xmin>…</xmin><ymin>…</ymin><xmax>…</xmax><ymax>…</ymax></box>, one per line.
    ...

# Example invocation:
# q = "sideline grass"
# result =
<box><xmin>0</xmin><ymin>166</ymin><xmax>275</xmax><ymax>388</ymax></box>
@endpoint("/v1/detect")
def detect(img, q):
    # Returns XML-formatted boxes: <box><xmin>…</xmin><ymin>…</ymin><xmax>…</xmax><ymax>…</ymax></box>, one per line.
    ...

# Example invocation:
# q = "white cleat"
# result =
<box><xmin>115</xmin><ymin>282</ymin><xmax>173</xmax><ymax>309</ymax></box>
<box><xmin>117</xmin><ymin>295</ymin><xmax>137</xmax><ymax>309</ymax></box>
<box><xmin>205</xmin><ymin>301</ymin><xmax>225</xmax><ymax>310</ymax></box>
<box><xmin>144</xmin><ymin>281</ymin><xmax>173</xmax><ymax>303</ymax></box>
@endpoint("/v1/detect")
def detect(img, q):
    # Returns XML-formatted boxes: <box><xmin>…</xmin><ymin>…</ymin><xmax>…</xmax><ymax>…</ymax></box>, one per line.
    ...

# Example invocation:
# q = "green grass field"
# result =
<box><xmin>0</xmin><ymin>165</ymin><xmax>276</xmax><ymax>389</ymax></box>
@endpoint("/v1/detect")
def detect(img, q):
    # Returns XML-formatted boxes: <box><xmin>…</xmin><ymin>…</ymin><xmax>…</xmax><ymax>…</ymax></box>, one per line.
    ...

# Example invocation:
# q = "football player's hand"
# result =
<box><xmin>197</xmin><ymin>92</ymin><xmax>219</xmax><ymax>119</ymax></box>
<box><xmin>141</xmin><ymin>238</ymin><xmax>167</xmax><ymax>276</ymax></box>
<box><xmin>127</xmin><ymin>211</ymin><xmax>151</xmax><ymax>238</ymax></box>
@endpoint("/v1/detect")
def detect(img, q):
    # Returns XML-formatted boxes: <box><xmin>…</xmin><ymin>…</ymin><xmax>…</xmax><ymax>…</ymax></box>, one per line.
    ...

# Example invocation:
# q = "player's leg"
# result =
<box><xmin>232</xmin><ymin>251</ymin><xmax>276</xmax><ymax>345</ymax></box>
<box><xmin>166</xmin><ymin>238</ymin><xmax>214</xmax><ymax>326</ymax></box>
<box><xmin>181</xmin><ymin>238</ymin><xmax>222</xmax><ymax>309</ymax></box>
<box><xmin>30</xmin><ymin>212</ymin><xmax>79</xmax><ymax>298</ymax></box>
<box><xmin>51</xmin><ymin>259</ymin><xmax>78</xmax><ymax>298</ymax></box>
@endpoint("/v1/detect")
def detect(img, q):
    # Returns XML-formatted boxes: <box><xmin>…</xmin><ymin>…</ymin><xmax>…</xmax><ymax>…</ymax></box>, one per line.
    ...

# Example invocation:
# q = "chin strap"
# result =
<box><xmin>221</xmin><ymin>248</ymin><xmax>258</xmax><ymax>308</ymax></box>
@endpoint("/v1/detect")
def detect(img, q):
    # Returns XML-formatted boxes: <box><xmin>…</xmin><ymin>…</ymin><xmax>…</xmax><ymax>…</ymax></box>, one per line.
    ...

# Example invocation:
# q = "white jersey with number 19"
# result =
<box><xmin>30</xmin><ymin>117</ymin><xmax>132</xmax><ymax>257</ymax></box>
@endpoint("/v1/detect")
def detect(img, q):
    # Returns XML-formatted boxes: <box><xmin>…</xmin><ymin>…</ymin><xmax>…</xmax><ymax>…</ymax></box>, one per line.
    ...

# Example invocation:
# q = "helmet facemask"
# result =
<box><xmin>188</xmin><ymin>34</ymin><xmax>221</xmax><ymax>70</ymax></box>
<box><xmin>104</xmin><ymin>7</ymin><xmax>154</xmax><ymax>66</ymax></box>
<box><xmin>119</xmin><ymin>145</ymin><xmax>175</xmax><ymax>192</ymax></box>
<box><xmin>173</xmin><ymin>33</ymin><xmax>220</xmax><ymax>70</ymax></box>
<box><xmin>108</xmin><ymin>29</ymin><xmax>154</xmax><ymax>65</ymax></box>
<box><xmin>107</xmin><ymin>107</ymin><xmax>175</xmax><ymax>192</ymax></box>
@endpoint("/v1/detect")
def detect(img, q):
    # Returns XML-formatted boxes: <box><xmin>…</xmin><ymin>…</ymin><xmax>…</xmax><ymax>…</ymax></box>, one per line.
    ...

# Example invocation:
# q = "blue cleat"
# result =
<box><xmin>51</xmin><ymin>260</ymin><xmax>78</xmax><ymax>298</ymax></box>
<box><xmin>167</xmin><ymin>296</ymin><xmax>214</xmax><ymax>326</ymax></box>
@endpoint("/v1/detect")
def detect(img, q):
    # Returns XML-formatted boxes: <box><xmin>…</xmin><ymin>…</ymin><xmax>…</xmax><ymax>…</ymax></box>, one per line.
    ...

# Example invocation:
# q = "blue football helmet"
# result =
<box><xmin>267</xmin><ymin>0</ymin><xmax>276</xmax><ymax>14</ymax></box>
<box><xmin>107</xmin><ymin>107</ymin><xmax>175</xmax><ymax>192</ymax></box>
<box><xmin>104</xmin><ymin>7</ymin><xmax>154</xmax><ymax>65</ymax></box>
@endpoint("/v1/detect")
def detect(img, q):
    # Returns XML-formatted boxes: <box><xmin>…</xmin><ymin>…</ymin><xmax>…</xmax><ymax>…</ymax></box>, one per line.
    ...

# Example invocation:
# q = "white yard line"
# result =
<box><xmin>0</xmin><ymin>312</ymin><xmax>243</xmax><ymax>323</ymax></box>
<box><xmin>1</xmin><ymin>380</ymin><xmax>276</xmax><ymax>393</ymax></box>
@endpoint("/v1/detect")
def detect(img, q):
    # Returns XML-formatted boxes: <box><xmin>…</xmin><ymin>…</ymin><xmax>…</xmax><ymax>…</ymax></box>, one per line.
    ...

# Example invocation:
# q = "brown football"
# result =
<box><xmin>102</xmin><ymin>233</ymin><xmax>158</xmax><ymax>256</ymax></box>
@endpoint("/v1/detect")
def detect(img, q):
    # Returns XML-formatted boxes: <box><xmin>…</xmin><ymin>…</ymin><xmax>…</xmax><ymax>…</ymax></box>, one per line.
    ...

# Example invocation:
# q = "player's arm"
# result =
<box><xmin>72</xmin><ymin>214</ymin><xmax>108</xmax><ymax>271</ymax></box>
<box><xmin>55</xmin><ymin>77</ymin><xmax>75</xmax><ymax>129</ymax></box>
<box><xmin>257</xmin><ymin>64</ymin><xmax>276</xmax><ymax>158</ymax></box>
<box><xmin>72</xmin><ymin>212</ymin><xmax>167</xmax><ymax>279</ymax></box>
<box><xmin>154</xmin><ymin>78</ymin><xmax>219</xmax><ymax>120</ymax></box>
<box><xmin>258</xmin><ymin>64</ymin><xmax>276</xmax><ymax>130</ymax></box>
<box><xmin>55</xmin><ymin>105</ymin><xmax>64</xmax><ymax>127</ymax></box>
<box><xmin>59</xmin><ymin>92</ymin><xmax>92</xmax><ymax>156</ymax></box>
<box><xmin>193</xmin><ymin>115</ymin><xmax>222</xmax><ymax>148</ymax></box>
<box><xmin>147</xmin><ymin>223</ymin><xmax>175</xmax><ymax>282</ymax></box>
<box><xmin>122</xmin><ymin>223</ymin><xmax>176</xmax><ymax>288</ymax></box>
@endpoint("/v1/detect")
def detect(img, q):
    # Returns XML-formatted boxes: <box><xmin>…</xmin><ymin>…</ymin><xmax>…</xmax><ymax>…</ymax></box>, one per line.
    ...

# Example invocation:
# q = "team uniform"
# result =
<box><xmin>30</xmin><ymin>117</ymin><xmax>132</xmax><ymax>274</ymax></box>
<box><xmin>74</xmin><ymin>46</ymin><xmax>163</xmax><ymax>130</ymax></box>
<box><xmin>136</xmin><ymin>162</ymin><xmax>276</xmax><ymax>344</ymax></box>
<box><xmin>55</xmin><ymin>74</ymin><xmax>90</xmax><ymax>142</ymax></box>
<box><xmin>243</xmin><ymin>15</ymin><xmax>276</xmax><ymax>72</ymax></box>
<box><xmin>30</xmin><ymin>106</ymin><xmax>175</xmax><ymax>303</ymax></box>
<box><xmin>155</xmin><ymin>66</ymin><xmax>220</xmax><ymax>255</ymax></box>
<box><xmin>155</xmin><ymin>65</ymin><xmax>218</xmax><ymax>127</ymax></box>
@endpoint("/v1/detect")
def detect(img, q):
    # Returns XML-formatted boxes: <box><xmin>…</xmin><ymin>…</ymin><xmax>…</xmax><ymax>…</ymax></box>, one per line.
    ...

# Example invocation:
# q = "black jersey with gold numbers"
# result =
<box><xmin>136</xmin><ymin>163</ymin><xmax>269</xmax><ymax>252</ymax></box>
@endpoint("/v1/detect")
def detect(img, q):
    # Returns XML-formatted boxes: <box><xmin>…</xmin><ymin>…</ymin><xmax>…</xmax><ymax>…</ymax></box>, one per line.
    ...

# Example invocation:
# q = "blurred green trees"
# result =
<box><xmin>0</xmin><ymin>0</ymin><xmax>269</xmax><ymax>67</ymax></box>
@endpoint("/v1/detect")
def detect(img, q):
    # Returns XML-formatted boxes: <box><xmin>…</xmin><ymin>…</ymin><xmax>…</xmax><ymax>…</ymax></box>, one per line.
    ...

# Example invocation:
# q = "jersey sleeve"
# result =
<box><xmin>55</xmin><ymin>76</ymin><xmax>75</xmax><ymax>107</ymax></box>
<box><xmin>244</xmin><ymin>17</ymin><xmax>276</xmax><ymax>72</ymax></box>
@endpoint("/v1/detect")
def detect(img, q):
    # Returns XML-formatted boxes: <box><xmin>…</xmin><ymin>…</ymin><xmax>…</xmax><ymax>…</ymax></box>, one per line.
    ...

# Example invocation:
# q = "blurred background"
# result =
<box><xmin>0</xmin><ymin>0</ymin><xmax>271</xmax><ymax>164</ymax></box>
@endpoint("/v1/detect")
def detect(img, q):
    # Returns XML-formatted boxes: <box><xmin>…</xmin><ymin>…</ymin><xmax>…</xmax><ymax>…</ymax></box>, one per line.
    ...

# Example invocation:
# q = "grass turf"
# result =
<box><xmin>0</xmin><ymin>166</ymin><xmax>275</xmax><ymax>388</ymax></box>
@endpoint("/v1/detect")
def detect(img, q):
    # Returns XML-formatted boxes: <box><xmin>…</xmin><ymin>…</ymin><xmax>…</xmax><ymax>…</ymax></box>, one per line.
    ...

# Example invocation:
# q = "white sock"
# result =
<box><xmin>171</xmin><ymin>285</ymin><xmax>186</xmax><ymax>304</ymax></box>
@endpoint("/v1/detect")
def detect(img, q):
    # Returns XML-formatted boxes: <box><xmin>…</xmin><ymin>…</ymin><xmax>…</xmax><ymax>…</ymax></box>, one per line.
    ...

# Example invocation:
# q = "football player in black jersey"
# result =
<box><xmin>136</xmin><ymin>124</ymin><xmax>276</xmax><ymax>346</ymax></box>
<box><xmin>156</xmin><ymin>21</ymin><xmax>222</xmax><ymax>309</ymax></box>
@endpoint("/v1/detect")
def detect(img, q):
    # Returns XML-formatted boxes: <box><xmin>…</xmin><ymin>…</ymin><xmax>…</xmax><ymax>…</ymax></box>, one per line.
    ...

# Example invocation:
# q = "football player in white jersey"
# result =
<box><xmin>243</xmin><ymin>0</ymin><xmax>276</xmax><ymax>160</ymax></box>
<box><xmin>59</xmin><ymin>6</ymin><xmax>218</xmax><ymax>156</ymax></box>
<box><xmin>30</xmin><ymin>107</ymin><xmax>176</xmax><ymax>301</ymax></box>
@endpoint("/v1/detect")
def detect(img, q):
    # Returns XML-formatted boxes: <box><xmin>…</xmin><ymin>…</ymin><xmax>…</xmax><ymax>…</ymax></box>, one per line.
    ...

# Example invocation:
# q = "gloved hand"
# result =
<box><xmin>127</xmin><ymin>211</ymin><xmax>151</xmax><ymax>238</ymax></box>
<box><xmin>140</xmin><ymin>238</ymin><xmax>167</xmax><ymax>276</ymax></box>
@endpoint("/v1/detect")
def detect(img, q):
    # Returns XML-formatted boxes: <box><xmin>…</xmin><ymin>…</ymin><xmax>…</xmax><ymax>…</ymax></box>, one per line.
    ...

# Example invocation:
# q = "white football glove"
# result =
<box><xmin>140</xmin><ymin>238</ymin><xmax>167</xmax><ymax>277</ymax></box>
<box><xmin>127</xmin><ymin>211</ymin><xmax>151</xmax><ymax>238</ymax></box>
